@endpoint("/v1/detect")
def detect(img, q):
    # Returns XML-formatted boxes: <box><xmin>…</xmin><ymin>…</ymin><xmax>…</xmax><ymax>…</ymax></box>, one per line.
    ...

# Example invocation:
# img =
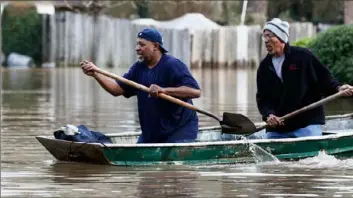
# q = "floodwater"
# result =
<box><xmin>1</xmin><ymin>67</ymin><xmax>353</xmax><ymax>198</ymax></box>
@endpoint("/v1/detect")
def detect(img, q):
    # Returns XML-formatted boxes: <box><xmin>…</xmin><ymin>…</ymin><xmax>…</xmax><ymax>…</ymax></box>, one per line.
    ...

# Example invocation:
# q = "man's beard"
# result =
<box><xmin>137</xmin><ymin>55</ymin><xmax>144</xmax><ymax>62</ymax></box>
<box><xmin>138</xmin><ymin>55</ymin><xmax>151</xmax><ymax>64</ymax></box>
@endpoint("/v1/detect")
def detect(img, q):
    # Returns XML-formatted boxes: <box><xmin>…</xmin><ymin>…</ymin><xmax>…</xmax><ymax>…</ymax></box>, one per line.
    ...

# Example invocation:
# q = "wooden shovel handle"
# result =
<box><xmin>94</xmin><ymin>68</ymin><xmax>221</xmax><ymax>121</ymax></box>
<box><xmin>256</xmin><ymin>90</ymin><xmax>348</xmax><ymax>132</ymax></box>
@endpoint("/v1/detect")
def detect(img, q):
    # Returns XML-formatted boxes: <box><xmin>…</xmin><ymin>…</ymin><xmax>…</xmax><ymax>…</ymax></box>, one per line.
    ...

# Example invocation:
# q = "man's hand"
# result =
<box><xmin>149</xmin><ymin>84</ymin><xmax>165</xmax><ymax>98</ymax></box>
<box><xmin>267</xmin><ymin>114</ymin><xmax>284</xmax><ymax>127</ymax></box>
<box><xmin>338</xmin><ymin>84</ymin><xmax>353</xmax><ymax>97</ymax></box>
<box><xmin>80</xmin><ymin>60</ymin><xmax>97</xmax><ymax>77</ymax></box>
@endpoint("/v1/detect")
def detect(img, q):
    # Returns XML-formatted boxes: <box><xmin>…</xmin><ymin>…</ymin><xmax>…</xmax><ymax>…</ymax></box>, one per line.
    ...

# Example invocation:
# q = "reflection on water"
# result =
<box><xmin>1</xmin><ymin>67</ymin><xmax>353</xmax><ymax>197</ymax></box>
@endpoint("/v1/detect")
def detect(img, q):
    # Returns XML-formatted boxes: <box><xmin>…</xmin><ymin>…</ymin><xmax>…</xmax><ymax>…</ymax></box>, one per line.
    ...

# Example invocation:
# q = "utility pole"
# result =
<box><xmin>240</xmin><ymin>0</ymin><xmax>248</xmax><ymax>26</ymax></box>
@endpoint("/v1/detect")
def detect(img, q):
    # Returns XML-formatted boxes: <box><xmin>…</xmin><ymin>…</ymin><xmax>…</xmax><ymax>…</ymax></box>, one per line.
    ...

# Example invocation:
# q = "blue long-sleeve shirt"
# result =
<box><xmin>116</xmin><ymin>54</ymin><xmax>200</xmax><ymax>143</ymax></box>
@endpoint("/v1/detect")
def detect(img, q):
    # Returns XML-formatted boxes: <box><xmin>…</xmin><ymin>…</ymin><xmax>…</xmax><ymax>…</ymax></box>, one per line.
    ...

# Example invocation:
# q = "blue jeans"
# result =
<box><xmin>265</xmin><ymin>124</ymin><xmax>322</xmax><ymax>139</ymax></box>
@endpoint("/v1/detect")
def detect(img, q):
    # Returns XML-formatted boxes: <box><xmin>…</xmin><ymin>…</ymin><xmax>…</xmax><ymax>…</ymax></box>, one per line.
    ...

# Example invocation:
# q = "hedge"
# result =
<box><xmin>291</xmin><ymin>37</ymin><xmax>313</xmax><ymax>48</ymax></box>
<box><xmin>308</xmin><ymin>25</ymin><xmax>353</xmax><ymax>84</ymax></box>
<box><xmin>2</xmin><ymin>5</ymin><xmax>42</xmax><ymax>66</ymax></box>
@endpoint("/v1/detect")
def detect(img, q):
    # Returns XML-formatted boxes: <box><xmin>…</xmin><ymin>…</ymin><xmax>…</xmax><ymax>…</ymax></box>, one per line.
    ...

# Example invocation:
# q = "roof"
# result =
<box><xmin>132</xmin><ymin>13</ymin><xmax>221</xmax><ymax>34</ymax></box>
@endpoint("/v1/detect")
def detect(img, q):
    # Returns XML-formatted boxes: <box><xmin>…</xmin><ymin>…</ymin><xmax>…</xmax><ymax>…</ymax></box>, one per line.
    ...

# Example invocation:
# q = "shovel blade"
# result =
<box><xmin>221</xmin><ymin>112</ymin><xmax>257</xmax><ymax>135</ymax></box>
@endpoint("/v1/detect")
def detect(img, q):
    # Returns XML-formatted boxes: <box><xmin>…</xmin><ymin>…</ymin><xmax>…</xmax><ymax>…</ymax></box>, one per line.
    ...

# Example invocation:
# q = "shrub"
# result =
<box><xmin>291</xmin><ymin>37</ymin><xmax>313</xmax><ymax>48</ymax></box>
<box><xmin>308</xmin><ymin>25</ymin><xmax>353</xmax><ymax>84</ymax></box>
<box><xmin>2</xmin><ymin>5</ymin><xmax>42</xmax><ymax>66</ymax></box>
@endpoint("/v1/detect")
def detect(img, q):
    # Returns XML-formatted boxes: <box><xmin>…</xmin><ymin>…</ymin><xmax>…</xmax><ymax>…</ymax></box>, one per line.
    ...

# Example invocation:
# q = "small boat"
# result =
<box><xmin>36</xmin><ymin>113</ymin><xmax>353</xmax><ymax>166</ymax></box>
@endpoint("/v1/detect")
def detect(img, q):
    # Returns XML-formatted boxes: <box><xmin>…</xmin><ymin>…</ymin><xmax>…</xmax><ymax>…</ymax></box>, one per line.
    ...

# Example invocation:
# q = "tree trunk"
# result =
<box><xmin>0</xmin><ymin>13</ymin><xmax>2</xmax><ymax>65</ymax></box>
<box><xmin>247</xmin><ymin>0</ymin><xmax>268</xmax><ymax>25</ymax></box>
<box><xmin>0</xmin><ymin>4</ymin><xmax>3</xmax><ymax>65</ymax></box>
<box><xmin>345</xmin><ymin>1</ymin><xmax>353</xmax><ymax>24</ymax></box>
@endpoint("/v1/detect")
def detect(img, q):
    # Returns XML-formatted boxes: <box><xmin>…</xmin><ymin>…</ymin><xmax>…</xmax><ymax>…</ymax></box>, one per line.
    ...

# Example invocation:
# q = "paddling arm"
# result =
<box><xmin>163</xmin><ymin>86</ymin><xmax>201</xmax><ymax>99</ymax></box>
<box><xmin>81</xmin><ymin>60</ymin><xmax>125</xmax><ymax>96</ymax></box>
<box><xmin>93</xmin><ymin>72</ymin><xmax>124</xmax><ymax>97</ymax></box>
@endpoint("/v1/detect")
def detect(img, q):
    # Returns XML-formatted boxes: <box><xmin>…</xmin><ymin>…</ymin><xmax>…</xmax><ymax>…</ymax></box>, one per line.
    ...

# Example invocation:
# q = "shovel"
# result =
<box><xmin>93</xmin><ymin>68</ymin><xmax>257</xmax><ymax>134</ymax></box>
<box><xmin>246</xmin><ymin>90</ymin><xmax>350</xmax><ymax>135</ymax></box>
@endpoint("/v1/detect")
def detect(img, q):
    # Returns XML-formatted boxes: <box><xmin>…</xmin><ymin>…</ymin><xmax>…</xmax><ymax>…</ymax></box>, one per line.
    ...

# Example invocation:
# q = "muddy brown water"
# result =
<box><xmin>1</xmin><ymin>67</ymin><xmax>353</xmax><ymax>197</ymax></box>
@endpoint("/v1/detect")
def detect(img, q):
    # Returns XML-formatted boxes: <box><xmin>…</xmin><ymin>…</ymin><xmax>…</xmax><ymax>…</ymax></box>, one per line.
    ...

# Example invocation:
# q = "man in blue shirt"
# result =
<box><xmin>80</xmin><ymin>28</ymin><xmax>201</xmax><ymax>144</ymax></box>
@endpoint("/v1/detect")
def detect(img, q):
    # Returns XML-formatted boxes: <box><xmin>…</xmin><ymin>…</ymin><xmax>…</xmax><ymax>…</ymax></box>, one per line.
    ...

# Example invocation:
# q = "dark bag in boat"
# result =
<box><xmin>54</xmin><ymin>124</ymin><xmax>112</xmax><ymax>144</ymax></box>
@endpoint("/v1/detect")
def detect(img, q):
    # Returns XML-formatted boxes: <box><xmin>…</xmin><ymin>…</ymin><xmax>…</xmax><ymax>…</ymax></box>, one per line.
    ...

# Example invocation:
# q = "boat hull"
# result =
<box><xmin>36</xmin><ymin>131</ymin><xmax>353</xmax><ymax>166</ymax></box>
<box><xmin>36</xmin><ymin>136</ymin><xmax>112</xmax><ymax>165</ymax></box>
<box><xmin>103</xmin><ymin>132</ymin><xmax>353</xmax><ymax>166</ymax></box>
<box><xmin>36</xmin><ymin>113</ymin><xmax>353</xmax><ymax>166</ymax></box>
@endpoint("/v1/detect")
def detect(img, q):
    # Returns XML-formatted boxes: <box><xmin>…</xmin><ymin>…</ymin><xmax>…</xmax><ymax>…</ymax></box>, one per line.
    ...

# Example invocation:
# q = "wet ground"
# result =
<box><xmin>1</xmin><ymin>67</ymin><xmax>353</xmax><ymax>197</ymax></box>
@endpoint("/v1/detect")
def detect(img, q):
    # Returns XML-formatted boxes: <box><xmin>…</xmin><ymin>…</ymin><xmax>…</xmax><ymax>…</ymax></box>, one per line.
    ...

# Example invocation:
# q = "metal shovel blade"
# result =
<box><xmin>220</xmin><ymin>112</ymin><xmax>257</xmax><ymax>135</ymax></box>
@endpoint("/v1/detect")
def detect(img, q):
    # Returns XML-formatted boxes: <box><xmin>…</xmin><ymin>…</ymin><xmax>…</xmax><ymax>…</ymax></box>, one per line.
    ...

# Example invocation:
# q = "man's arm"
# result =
<box><xmin>164</xmin><ymin>86</ymin><xmax>200</xmax><ymax>98</ymax></box>
<box><xmin>150</xmin><ymin>59</ymin><xmax>201</xmax><ymax>99</ymax></box>
<box><xmin>149</xmin><ymin>85</ymin><xmax>200</xmax><ymax>99</ymax></box>
<box><xmin>93</xmin><ymin>72</ymin><xmax>124</xmax><ymax>96</ymax></box>
<box><xmin>81</xmin><ymin>60</ymin><xmax>124</xmax><ymax>97</ymax></box>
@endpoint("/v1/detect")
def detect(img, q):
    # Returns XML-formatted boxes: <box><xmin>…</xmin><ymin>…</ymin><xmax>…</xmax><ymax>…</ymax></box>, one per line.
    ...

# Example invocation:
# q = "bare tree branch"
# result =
<box><xmin>81</xmin><ymin>0</ymin><xmax>93</xmax><ymax>8</ymax></box>
<box><xmin>64</xmin><ymin>0</ymin><xmax>81</xmax><ymax>13</ymax></box>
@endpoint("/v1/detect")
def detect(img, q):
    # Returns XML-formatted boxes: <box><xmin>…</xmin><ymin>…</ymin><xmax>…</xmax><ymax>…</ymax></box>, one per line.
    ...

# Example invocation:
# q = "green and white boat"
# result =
<box><xmin>36</xmin><ymin>113</ymin><xmax>353</xmax><ymax>166</ymax></box>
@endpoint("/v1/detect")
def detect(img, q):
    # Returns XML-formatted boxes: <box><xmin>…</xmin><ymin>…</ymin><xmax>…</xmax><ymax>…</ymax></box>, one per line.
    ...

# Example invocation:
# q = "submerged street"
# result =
<box><xmin>1</xmin><ymin>67</ymin><xmax>353</xmax><ymax>197</ymax></box>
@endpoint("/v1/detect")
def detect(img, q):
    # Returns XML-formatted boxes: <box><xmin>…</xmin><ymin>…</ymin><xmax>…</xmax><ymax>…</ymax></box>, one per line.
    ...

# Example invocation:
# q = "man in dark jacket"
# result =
<box><xmin>256</xmin><ymin>18</ymin><xmax>353</xmax><ymax>139</ymax></box>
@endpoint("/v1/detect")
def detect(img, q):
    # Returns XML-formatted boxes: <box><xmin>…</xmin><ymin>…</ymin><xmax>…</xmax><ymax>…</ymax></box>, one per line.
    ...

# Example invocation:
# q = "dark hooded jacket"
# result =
<box><xmin>256</xmin><ymin>44</ymin><xmax>341</xmax><ymax>133</ymax></box>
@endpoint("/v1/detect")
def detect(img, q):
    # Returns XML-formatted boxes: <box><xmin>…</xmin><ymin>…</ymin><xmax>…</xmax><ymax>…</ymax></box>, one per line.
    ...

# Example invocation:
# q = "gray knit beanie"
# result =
<box><xmin>263</xmin><ymin>18</ymin><xmax>290</xmax><ymax>43</ymax></box>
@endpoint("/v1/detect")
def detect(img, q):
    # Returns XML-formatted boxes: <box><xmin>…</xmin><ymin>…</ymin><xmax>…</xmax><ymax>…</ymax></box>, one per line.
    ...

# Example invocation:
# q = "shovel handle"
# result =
<box><xmin>256</xmin><ymin>90</ymin><xmax>348</xmax><ymax>132</ymax></box>
<box><xmin>94</xmin><ymin>67</ymin><xmax>221</xmax><ymax>121</ymax></box>
<box><xmin>94</xmin><ymin>68</ymin><xmax>193</xmax><ymax>107</ymax></box>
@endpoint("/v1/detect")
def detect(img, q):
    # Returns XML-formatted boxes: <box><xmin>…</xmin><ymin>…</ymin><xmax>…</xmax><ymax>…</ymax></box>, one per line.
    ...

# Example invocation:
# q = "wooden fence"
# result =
<box><xmin>46</xmin><ymin>12</ymin><xmax>190</xmax><ymax>68</ymax></box>
<box><xmin>45</xmin><ymin>11</ymin><xmax>317</xmax><ymax>69</ymax></box>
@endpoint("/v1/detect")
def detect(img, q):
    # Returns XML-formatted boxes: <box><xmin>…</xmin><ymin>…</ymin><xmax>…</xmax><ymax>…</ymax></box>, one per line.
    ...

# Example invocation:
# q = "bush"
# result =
<box><xmin>308</xmin><ymin>25</ymin><xmax>353</xmax><ymax>84</ymax></box>
<box><xmin>2</xmin><ymin>5</ymin><xmax>42</xmax><ymax>66</ymax></box>
<box><xmin>291</xmin><ymin>37</ymin><xmax>313</xmax><ymax>48</ymax></box>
